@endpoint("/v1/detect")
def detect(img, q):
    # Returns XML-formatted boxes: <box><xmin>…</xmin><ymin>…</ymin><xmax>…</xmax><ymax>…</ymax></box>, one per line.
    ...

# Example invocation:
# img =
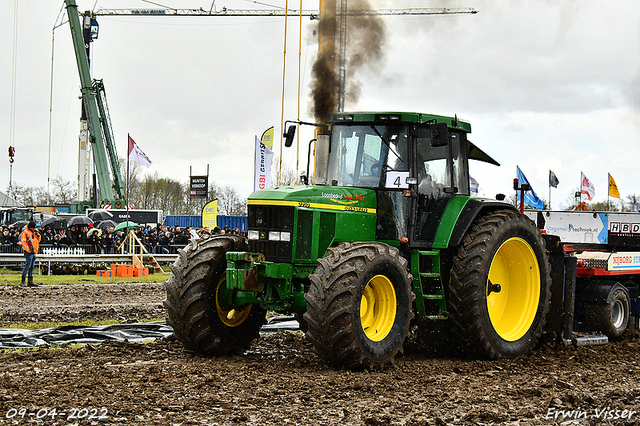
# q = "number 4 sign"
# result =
<box><xmin>385</xmin><ymin>171</ymin><xmax>410</xmax><ymax>189</ymax></box>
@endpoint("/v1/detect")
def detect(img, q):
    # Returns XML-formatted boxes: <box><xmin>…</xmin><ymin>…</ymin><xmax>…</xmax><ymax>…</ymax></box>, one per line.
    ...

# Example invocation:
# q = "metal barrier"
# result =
<box><xmin>0</xmin><ymin>242</ymin><xmax>192</xmax><ymax>270</ymax></box>
<box><xmin>1</xmin><ymin>243</ymin><xmax>188</xmax><ymax>256</ymax></box>
<box><xmin>0</xmin><ymin>252</ymin><xmax>178</xmax><ymax>271</ymax></box>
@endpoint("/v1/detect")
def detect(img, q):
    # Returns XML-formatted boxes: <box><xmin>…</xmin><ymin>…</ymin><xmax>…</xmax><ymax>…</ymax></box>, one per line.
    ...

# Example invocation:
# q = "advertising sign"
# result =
<box><xmin>190</xmin><ymin>176</ymin><xmax>208</xmax><ymax>198</ymax></box>
<box><xmin>525</xmin><ymin>211</ymin><xmax>640</xmax><ymax>248</ymax></box>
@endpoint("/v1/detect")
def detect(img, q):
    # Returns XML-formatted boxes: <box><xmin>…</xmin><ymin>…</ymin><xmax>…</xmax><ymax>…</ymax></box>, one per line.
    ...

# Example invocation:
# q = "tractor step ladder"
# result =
<box><xmin>417</xmin><ymin>250</ymin><xmax>447</xmax><ymax>320</ymax></box>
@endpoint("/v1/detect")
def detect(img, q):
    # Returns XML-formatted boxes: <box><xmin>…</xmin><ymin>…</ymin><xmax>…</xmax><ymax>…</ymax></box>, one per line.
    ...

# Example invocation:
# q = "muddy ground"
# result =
<box><xmin>1</xmin><ymin>282</ymin><xmax>639</xmax><ymax>425</ymax></box>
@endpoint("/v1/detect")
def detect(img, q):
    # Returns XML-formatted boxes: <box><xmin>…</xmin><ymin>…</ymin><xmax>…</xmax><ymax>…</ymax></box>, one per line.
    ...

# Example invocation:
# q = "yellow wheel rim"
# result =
<box><xmin>215</xmin><ymin>276</ymin><xmax>251</xmax><ymax>327</ymax></box>
<box><xmin>487</xmin><ymin>237</ymin><xmax>540</xmax><ymax>341</ymax></box>
<box><xmin>360</xmin><ymin>275</ymin><xmax>397</xmax><ymax>341</ymax></box>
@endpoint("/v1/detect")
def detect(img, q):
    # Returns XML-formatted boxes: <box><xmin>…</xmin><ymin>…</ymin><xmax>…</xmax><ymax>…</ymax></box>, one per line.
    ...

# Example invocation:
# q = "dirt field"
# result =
<box><xmin>1</xmin><ymin>282</ymin><xmax>639</xmax><ymax>425</ymax></box>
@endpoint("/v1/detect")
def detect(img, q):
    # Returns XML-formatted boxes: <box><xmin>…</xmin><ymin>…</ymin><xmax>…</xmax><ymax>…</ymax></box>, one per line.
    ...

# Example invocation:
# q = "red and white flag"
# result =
<box><xmin>580</xmin><ymin>172</ymin><xmax>595</xmax><ymax>200</ymax></box>
<box><xmin>128</xmin><ymin>135</ymin><xmax>152</xmax><ymax>168</ymax></box>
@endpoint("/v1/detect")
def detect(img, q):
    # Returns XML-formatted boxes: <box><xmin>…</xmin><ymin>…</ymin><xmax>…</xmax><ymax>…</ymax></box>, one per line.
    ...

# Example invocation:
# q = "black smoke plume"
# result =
<box><xmin>311</xmin><ymin>54</ymin><xmax>339</xmax><ymax>124</ymax></box>
<box><xmin>311</xmin><ymin>0</ymin><xmax>386</xmax><ymax>123</ymax></box>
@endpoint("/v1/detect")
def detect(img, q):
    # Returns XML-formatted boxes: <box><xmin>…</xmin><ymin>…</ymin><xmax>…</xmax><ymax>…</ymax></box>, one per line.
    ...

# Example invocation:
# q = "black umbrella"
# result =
<box><xmin>88</xmin><ymin>209</ymin><xmax>113</xmax><ymax>222</ymax></box>
<box><xmin>41</xmin><ymin>216</ymin><xmax>68</xmax><ymax>230</ymax></box>
<box><xmin>68</xmin><ymin>216</ymin><xmax>94</xmax><ymax>227</ymax></box>
<box><xmin>97</xmin><ymin>219</ymin><xmax>117</xmax><ymax>229</ymax></box>
<box><xmin>11</xmin><ymin>220</ymin><xmax>29</xmax><ymax>229</ymax></box>
<box><xmin>42</xmin><ymin>217</ymin><xmax>56</xmax><ymax>226</ymax></box>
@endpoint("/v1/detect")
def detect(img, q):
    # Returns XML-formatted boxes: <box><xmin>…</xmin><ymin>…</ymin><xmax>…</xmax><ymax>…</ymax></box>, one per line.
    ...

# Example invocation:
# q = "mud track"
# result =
<box><xmin>1</xmin><ymin>283</ymin><xmax>639</xmax><ymax>425</ymax></box>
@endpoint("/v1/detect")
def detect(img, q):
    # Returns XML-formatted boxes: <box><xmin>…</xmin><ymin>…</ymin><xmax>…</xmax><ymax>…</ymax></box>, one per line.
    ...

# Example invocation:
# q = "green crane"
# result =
<box><xmin>65</xmin><ymin>0</ymin><xmax>126</xmax><ymax>212</ymax></box>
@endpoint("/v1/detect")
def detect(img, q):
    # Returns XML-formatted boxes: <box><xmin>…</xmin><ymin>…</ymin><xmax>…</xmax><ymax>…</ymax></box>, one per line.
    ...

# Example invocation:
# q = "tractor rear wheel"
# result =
<box><xmin>449</xmin><ymin>210</ymin><xmax>551</xmax><ymax>359</ymax></box>
<box><xmin>304</xmin><ymin>242</ymin><xmax>414</xmax><ymax>369</ymax></box>
<box><xmin>164</xmin><ymin>235</ymin><xmax>266</xmax><ymax>355</ymax></box>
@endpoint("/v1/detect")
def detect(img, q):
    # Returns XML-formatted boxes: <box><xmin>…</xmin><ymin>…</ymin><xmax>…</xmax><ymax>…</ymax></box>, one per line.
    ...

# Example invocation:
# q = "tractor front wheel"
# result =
<box><xmin>304</xmin><ymin>242</ymin><xmax>414</xmax><ymax>369</ymax></box>
<box><xmin>164</xmin><ymin>235</ymin><xmax>266</xmax><ymax>355</ymax></box>
<box><xmin>449</xmin><ymin>210</ymin><xmax>551</xmax><ymax>359</ymax></box>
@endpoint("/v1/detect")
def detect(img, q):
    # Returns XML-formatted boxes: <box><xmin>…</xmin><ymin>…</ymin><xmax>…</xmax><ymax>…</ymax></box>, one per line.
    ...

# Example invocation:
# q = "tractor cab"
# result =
<box><xmin>313</xmin><ymin>112</ymin><xmax>496</xmax><ymax>245</ymax></box>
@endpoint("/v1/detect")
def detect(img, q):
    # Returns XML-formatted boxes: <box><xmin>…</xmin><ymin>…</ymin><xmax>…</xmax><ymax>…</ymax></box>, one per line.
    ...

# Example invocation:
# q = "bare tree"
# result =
<box><xmin>271</xmin><ymin>157</ymin><xmax>300</xmax><ymax>187</ymax></box>
<box><xmin>623</xmin><ymin>194</ymin><xmax>639</xmax><ymax>212</ymax></box>
<box><xmin>217</xmin><ymin>186</ymin><xmax>246</xmax><ymax>216</ymax></box>
<box><xmin>50</xmin><ymin>176</ymin><xmax>77</xmax><ymax>204</ymax></box>
<box><xmin>8</xmin><ymin>183</ymin><xmax>34</xmax><ymax>207</ymax></box>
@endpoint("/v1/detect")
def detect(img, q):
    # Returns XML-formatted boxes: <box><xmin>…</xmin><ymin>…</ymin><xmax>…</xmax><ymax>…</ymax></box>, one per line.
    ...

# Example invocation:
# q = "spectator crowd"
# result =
<box><xmin>0</xmin><ymin>222</ymin><xmax>246</xmax><ymax>255</ymax></box>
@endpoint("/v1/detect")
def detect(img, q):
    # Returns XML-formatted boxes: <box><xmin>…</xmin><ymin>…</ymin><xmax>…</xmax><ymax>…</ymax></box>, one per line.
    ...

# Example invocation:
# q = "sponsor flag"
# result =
<box><xmin>608</xmin><ymin>173</ymin><xmax>620</xmax><ymax>199</ymax></box>
<box><xmin>261</xmin><ymin>126</ymin><xmax>275</xmax><ymax>150</ymax></box>
<box><xmin>254</xmin><ymin>136</ymin><xmax>274</xmax><ymax>191</ymax></box>
<box><xmin>516</xmin><ymin>166</ymin><xmax>544</xmax><ymax>210</ymax></box>
<box><xmin>128</xmin><ymin>135</ymin><xmax>152</xmax><ymax>168</ymax></box>
<box><xmin>580</xmin><ymin>172</ymin><xmax>595</xmax><ymax>201</ymax></box>
<box><xmin>549</xmin><ymin>170</ymin><xmax>559</xmax><ymax>188</ymax></box>
<box><xmin>469</xmin><ymin>176</ymin><xmax>479</xmax><ymax>194</ymax></box>
<box><xmin>201</xmin><ymin>199</ymin><xmax>218</xmax><ymax>230</ymax></box>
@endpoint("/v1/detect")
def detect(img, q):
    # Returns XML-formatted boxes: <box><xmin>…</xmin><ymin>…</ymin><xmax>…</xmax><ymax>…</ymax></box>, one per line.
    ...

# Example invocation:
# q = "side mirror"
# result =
<box><xmin>431</xmin><ymin>122</ymin><xmax>449</xmax><ymax>147</ymax></box>
<box><xmin>284</xmin><ymin>125</ymin><xmax>296</xmax><ymax>147</ymax></box>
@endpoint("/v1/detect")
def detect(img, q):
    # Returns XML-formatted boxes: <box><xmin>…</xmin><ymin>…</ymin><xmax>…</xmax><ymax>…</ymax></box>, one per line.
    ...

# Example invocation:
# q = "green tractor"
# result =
<box><xmin>164</xmin><ymin>112</ymin><xmax>551</xmax><ymax>369</ymax></box>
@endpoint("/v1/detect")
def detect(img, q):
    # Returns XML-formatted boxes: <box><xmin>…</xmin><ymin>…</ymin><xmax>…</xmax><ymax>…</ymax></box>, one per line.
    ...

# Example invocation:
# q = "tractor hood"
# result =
<box><xmin>248</xmin><ymin>185</ymin><xmax>378</xmax><ymax>214</ymax></box>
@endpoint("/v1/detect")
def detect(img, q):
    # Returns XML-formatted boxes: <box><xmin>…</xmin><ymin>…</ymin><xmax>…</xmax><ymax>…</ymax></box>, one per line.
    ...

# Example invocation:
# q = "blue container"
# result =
<box><xmin>163</xmin><ymin>215</ymin><xmax>247</xmax><ymax>231</ymax></box>
<box><xmin>218</xmin><ymin>215</ymin><xmax>248</xmax><ymax>231</ymax></box>
<box><xmin>163</xmin><ymin>215</ymin><xmax>201</xmax><ymax>228</ymax></box>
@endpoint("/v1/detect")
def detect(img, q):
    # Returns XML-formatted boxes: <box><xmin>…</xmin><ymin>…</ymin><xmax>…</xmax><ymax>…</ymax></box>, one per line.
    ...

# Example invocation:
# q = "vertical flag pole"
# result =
<box><xmin>278</xmin><ymin>0</ymin><xmax>289</xmax><ymax>187</ymax></box>
<box><xmin>578</xmin><ymin>172</ymin><xmax>582</xmax><ymax>207</ymax></box>
<box><xmin>607</xmin><ymin>173</ymin><xmax>610</xmax><ymax>211</ymax></box>
<box><xmin>127</xmin><ymin>134</ymin><xmax>130</xmax><ymax>209</ymax></box>
<box><xmin>126</xmin><ymin>134</ymin><xmax>130</xmax><ymax>233</ymax></box>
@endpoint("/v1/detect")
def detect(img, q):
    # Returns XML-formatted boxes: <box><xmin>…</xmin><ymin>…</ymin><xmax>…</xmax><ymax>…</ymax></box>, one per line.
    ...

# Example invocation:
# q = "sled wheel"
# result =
<box><xmin>164</xmin><ymin>235</ymin><xmax>266</xmax><ymax>355</ymax></box>
<box><xmin>587</xmin><ymin>288</ymin><xmax>630</xmax><ymax>340</ymax></box>
<box><xmin>304</xmin><ymin>242</ymin><xmax>414</xmax><ymax>370</ymax></box>
<box><xmin>449</xmin><ymin>209</ymin><xmax>551</xmax><ymax>359</ymax></box>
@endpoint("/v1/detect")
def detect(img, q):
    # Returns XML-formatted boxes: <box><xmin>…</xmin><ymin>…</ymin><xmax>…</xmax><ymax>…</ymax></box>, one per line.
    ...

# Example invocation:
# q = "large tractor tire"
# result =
<box><xmin>449</xmin><ymin>209</ymin><xmax>551</xmax><ymax>359</ymax></box>
<box><xmin>586</xmin><ymin>288</ymin><xmax>630</xmax><ymax>340</ymax></box>
<box><xmin>304</xmin><ymin>242</ymin><xmax>414</xmax><ymax>370</ymax></box>
<box><xmin>164</xmin><ymin>235</ymin><xmax>266</xmax><ymax>355</ymax></box>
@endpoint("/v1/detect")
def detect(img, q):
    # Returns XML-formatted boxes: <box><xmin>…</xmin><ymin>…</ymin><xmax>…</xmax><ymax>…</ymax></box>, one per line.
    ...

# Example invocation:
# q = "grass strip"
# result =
<box><xmin>4</xmin><ymin>317</ymin><xmax>166</xmax><ymax>330</ymax></box>
<box><xmin>0</xmin><ymin>268</ymin><xmax>168</xmax><ymax>286</ymax></box>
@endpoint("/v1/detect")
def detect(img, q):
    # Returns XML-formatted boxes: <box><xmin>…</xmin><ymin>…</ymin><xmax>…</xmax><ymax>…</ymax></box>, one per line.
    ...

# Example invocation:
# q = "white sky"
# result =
<box><xmin>1</xmin><ymin>0</ymin><xmax>639</xmax><ymax>210</ymax></box>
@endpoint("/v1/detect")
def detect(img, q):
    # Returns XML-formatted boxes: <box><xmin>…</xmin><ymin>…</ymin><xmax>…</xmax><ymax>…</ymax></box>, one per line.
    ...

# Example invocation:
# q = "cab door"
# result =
<box><xmin>412</xmin><ymin>124</ymin><xmax>469</xmax><ymax>247</ymax></box>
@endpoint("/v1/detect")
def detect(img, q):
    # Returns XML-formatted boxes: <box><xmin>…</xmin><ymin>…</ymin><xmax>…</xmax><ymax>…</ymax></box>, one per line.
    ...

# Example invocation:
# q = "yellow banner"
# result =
<box><xmin>202</xmin><ymin>199</ymin><xmax>218</xmax><ymax>230</ymax></box>
<box><xmin>608</xmin><ymin>173</ymin><xmax>621</xmax><ymax>199</ymax></box>
<box><xmin>261</xmin><ymin>126</ymin><xmax>274</xmax><ymax>150</ymax></box>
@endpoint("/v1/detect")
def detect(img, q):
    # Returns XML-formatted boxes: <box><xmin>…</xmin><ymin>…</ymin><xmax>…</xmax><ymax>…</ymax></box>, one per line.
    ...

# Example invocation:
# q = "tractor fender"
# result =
<box><xmin>445</xmin><ymin>198</ymin><xmax>517</xmax><ymax>249</ymax></box>
<box><xmin>577</xmin><ymin>279</ymin><xmax>630</xmax><ymax>305</ymax></box>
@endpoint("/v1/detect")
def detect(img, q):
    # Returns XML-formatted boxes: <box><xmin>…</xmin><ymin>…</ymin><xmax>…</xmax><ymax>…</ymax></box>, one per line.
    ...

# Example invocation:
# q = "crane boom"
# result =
<box><xmin>94</xmin><ymin>80</ymin><xmax>125</xmax><ymax>200</ymax></box>
<box><xmin>65</xmin><ymin>0</ymin><xmax>126</xmax><ymax>211</ymax></box>
<box><xmin>93</xmin><ymin>7</ymin><xmax>477</xmax><ymax>18</ymax></box>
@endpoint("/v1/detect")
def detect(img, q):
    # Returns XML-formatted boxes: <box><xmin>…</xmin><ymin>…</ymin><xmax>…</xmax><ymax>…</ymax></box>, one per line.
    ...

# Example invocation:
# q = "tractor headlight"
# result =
<box><xmin>268</xmin><ymin>231</ymin><xmax>281</xmax><ymax>241</ymax></box>
<box><xmin>248</xmin><ymin>230</ymin><xmax>259</xmax><ymax>240</ymax></box>
<box><xmin>267</xmin><ymin>231</ymin><xmax>290</xmax><ymax>242</ymax></box>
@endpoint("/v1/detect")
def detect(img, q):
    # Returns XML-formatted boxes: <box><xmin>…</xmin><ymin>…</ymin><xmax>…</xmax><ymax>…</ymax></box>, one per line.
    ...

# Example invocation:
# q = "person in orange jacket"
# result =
<box><xmin>20</xmin><ymin>221</ymin><xmax>41</xmax><ymax>287</ymax></box>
